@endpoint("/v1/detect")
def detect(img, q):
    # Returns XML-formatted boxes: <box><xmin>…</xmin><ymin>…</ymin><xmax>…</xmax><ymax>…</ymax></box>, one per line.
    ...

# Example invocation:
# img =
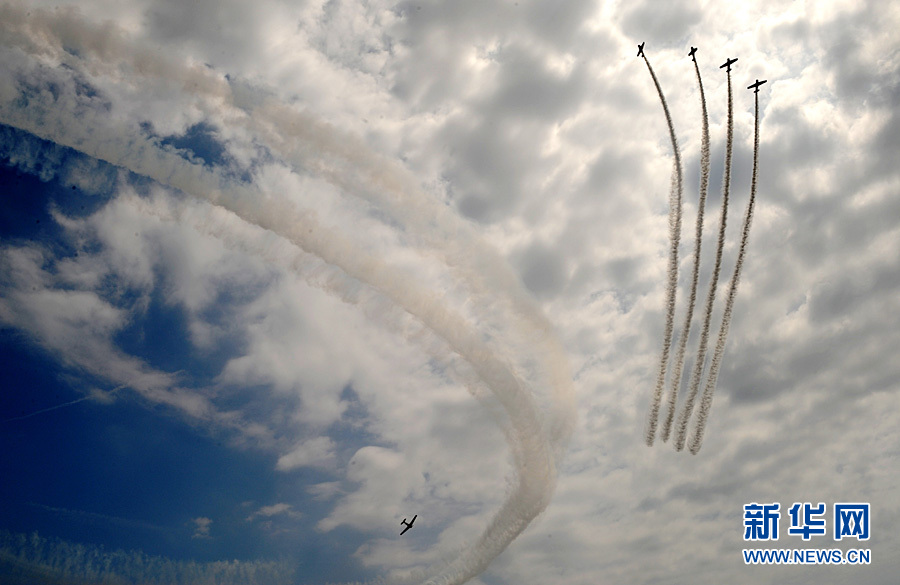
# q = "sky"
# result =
<box><xmin>1</xmin><ymin>0</ymin><xmax>898</xmax><ymax>584</ymax></box>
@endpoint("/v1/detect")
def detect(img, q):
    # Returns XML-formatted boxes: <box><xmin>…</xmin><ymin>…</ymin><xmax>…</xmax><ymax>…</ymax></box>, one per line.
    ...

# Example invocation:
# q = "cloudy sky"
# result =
<box><xmin>1</xmin><ymin>0</ymin><xmax>898</xmax><ymax>584</ymax></box>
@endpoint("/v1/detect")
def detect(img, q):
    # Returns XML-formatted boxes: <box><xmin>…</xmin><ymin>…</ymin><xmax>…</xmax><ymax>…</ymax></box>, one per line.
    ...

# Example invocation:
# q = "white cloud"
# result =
<box><xmin>191</xmin><ymin>517</ymin><xmax>212</xmax><ymax>539</ymax></box>
<box><xmin>0</xmin><ymin>245</ymin><xmax>201</xmax><ymax>414</ymax></box>
<box><xmin>2</xmin><ymin>0</ymin><xmax>900</xmax><ymax>583</ymax></box>
<box><xmin>307</xmin><ymin>481</ymin><xmax>342</xmax><ymax>501</ymax></box>
<box><xmin>276</xmin><ymin>437</ymin><xmax>337</xmax><ymax>471</ymax></box>
<box><xmin>246</xmin><ymin>503</ymin><xmax>302</xmax><ymax>522</ymax></box>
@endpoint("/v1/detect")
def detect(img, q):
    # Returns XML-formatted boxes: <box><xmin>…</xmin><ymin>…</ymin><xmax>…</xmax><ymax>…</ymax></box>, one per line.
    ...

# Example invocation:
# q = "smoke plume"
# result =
<box><xmin>688</xmin><ymin>85</ymin><xmax>761</xmax><ymax>454</ymax></box>
<box><xmin>660</xmin><ymin>55</ymin><xmax>711</xmax><ymax>443</ymax></box>
<box><xmin>673</xmin><ymin>65</ymin><xmax>735</xmax><ymax>452</ymax></box>
<box><xmin>0</xmin><ymin>5</ymin><xmax>575</xmax><ymax>584</ymax></box>
<box><xmin>640</xmin><ymin>50</ymin><xmax>684</xmax><ymax>446</ymax></box>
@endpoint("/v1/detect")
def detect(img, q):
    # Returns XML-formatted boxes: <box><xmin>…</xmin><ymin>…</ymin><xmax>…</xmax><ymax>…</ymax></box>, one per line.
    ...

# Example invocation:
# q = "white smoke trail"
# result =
<box><xmin>659</xmin><ymin>55</ymin><xmax>711</xmax><ymax>444</ymax></box>
<box><xmin>641</xmin><ymin>51</ymin><xmax>684</xmax><ymax>446</ymax></box>
<box><xmin>0</xmin><ymin>78</ymin><xmax>548</xmax><ymax>585</ymax></box>
<box><xmin>687</xmin><ymin>87</ymin><xmax>761</xmax><ymax>454</ymax></box>
<box><xmin>674</xmin><ymin>66</ymin><xmax>735</xmax><ymax>452</ymax></box>
<box><xmin>0</xmin><ymin>2</ymin><xmax>575</xmax><ymax>457</ymax></box>
<box><xmin>0</xmin><ymin>6</ymin><xmax>573</xmax><ymax>584</ymax></box>
<box><xmin>133</xmin><ymin>191</ymin><xmax>521</xmax><ymax>467</ymax></box>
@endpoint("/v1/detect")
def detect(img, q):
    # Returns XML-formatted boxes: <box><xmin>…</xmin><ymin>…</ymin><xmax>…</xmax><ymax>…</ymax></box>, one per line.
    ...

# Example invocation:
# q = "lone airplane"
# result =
<box><xmin>720</xmin><ymin>57</ymin><xmax>738</xmax><ymax>72</ymax></box>
<box><xmin>400</xmin><ymin>515</ymin><xmax>417</xmax><ymax>535</ymax></box>
<box><xmin>637</xmin><ymin>42</ymin><xmax>645</xmax><ymax>57</ymax></box>
<box><xmin>688</xmin><ymin>46</ymin><xmax>697</xmax><ymax>61</ymax></box>
<box><xmin>747</xmin><ymin>79</ymin><xmax>768</xmax><ymax>93</ymax></box>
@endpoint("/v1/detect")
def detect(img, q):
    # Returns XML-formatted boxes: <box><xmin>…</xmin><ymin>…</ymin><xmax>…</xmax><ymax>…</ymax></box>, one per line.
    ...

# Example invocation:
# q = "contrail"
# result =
<box><xmin>641</xmin><ymin>49</ymin><xmax>684</xmax><ymax>446</ymax></box>
<box><xmin>688</xmin><ymin>84</ymin><xmax>762</xmax><ymax>454</ymax></box>
<box><xmin>2</xmin><ymin>396</ymin><xmax>90</xmax><ymax>423</ymax></box>
<box><xmin>660</xmin><ymin>52</ymin><xmax>711</xmax><ymax>444</ymax></box>
<box><xmin>1</xmin><ymin>384</ymin><xmax>125</xmax><ymax>423</ymax></box>
<box><xmin>0</xmin><ymin>8</ymin><xmax>574</xmax><ymax>584</ymax></box>
<box><xmin>674</xmin><ymin>63</ymin><xmax>735</xmax><ymax>452</ymax></box>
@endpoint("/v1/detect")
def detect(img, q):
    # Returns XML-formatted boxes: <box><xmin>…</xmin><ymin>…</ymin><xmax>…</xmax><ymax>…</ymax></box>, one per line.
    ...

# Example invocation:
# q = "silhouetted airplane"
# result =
<box><xmin>637</xmin><ymin>42</ymin><xmax>645</xmax><ymax>57</ymax></box>
<box><xmin>720</xmin><ymin>57</ymin><xmax>738</xmax><ymax>72</ymax></box>
<box><xmin>747</xmin><ymin>79</ymin><xmax>767</xmax><ymax>93</ymax></box>
<box><xmin>689</xmin><ymin>47</ymin><xmax>697</xmax><ymax>61</ymax></box>
<box><xmin>400</xmin><ymin>515</ymin><xmax>417</xmax><ymax>535</ymax></box>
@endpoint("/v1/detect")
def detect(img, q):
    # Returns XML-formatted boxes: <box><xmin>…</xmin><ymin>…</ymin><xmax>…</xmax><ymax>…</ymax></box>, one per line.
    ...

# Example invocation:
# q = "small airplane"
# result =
<box><xmin>400</xmin><ymin>515</ymin><xmax>417</xmax><ymax>535</ymax></box>
<box><xmin>637</xmin><ymin>42</ymin><xmax>645</xmax><ymax>57</ymax></box>
<box><xmin>720</xmin><ymin>57</ymin><xmax>738</xmax><ymax>72</ymax></box>
<box><xmin>747</xmin><ymin>79</ymin><xmax>768</xmax><ymax>93</ymax></box>
<box><xmin>688</xmin><ymin>46</ymin><xmax>697</xmax><ymax>61</ymax></box>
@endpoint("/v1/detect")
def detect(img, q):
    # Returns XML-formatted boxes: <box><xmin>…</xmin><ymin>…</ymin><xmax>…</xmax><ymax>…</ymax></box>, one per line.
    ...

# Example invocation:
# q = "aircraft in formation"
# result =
<box><xmin>400</xmin><ymin>515</ymin><xmax>417</xmax><ymax>535</ymax></box>
<box><xmin>720</xmin><ymin>57</ymin><xmax>738</xmax><ymax>72</ymax></box>
<box><xmin>748</xmin><ymin>79</ymin><xmax>767</xmax><ymax>93</ymax></box>
<box><xmin>638</xmin><ymin>44</ymin><xmax>762</xmax><ymax>90</ymax></box>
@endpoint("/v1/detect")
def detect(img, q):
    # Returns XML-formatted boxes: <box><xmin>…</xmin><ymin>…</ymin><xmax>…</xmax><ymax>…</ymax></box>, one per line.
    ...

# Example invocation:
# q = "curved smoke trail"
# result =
<box><xmin>674</xmin><ymin>66</ymin><xmax>734</xmax><ymax>452</ymax></box>
<box><xmin>641</xmin><ymin>50</ymin><xmax>684</xmax><ymax>446</ymax></box>
<box><xmin>0</xmin><ymin>2</ymin><xmax>575</xmax><ymax>454</ymax></box>
<box><xmin>660</xmin><ymin>54</ymin><xmax>711</xmax><ymax>444</ymax></box>
<box><xmin>0</xmin><ymin>5</ymin><xmax>574</xmax><ymax>584</ymax></box>
<box><xmin>688</xmin><ymin>87</ymin><xmax>761</xmax><ymax>454</ymax></box>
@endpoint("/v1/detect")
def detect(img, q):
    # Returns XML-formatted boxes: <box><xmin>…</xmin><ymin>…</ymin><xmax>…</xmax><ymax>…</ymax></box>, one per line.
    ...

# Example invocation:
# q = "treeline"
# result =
<box><xmin>0</xmin><ymin>530</ymin><xmax>296</xmax><ymax>585</ymax></box>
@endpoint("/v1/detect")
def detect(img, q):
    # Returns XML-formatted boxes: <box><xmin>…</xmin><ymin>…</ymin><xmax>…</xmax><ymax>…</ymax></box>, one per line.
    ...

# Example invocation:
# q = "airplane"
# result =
<box><xmin>688</xmin><ymin>46</ymin><xmax>697</xmax><ymax>61</ymax></box>
<box><xmin>720</xmin><ymin>57</ymin><xmax>738</xmax><ymax>72</ymax></box>
<box><xmin>637</xmin><ymin>42</ymin><xmax>645</xmax><ymax>57</ymax></box>
<box><xmin>400</xmin><ymin>515</ymin><xmax>417</xmax><ymax>535</ymax></box>
<box><xmin>747</xmin><ymin>79</ymin><xmax>767</xmax><ymax>93</ymax></box>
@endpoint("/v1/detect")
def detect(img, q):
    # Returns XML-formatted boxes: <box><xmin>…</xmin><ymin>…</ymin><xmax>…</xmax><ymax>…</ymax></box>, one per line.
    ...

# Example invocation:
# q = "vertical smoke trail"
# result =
<box><xmin>660</xmin><ymin>54</ymin><xmax>711</xmax><ymax>443</ymax></box>
<box><xmin>641</xmin><ymin>50</ymin><xmax>684</xmax><ymax>446</ymax></box>
<box><xmin>674</xmin><ymin>65</ymin><xmax>734</xmax><ymax>452</ymax></box>
<box><xmin>688</xmin><ymin>86</ymin><xmax>761</xmax><ymax>454</ymax></box>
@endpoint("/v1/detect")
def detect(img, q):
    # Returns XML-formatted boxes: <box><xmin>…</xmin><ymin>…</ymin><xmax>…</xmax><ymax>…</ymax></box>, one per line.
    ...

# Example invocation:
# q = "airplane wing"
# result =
<box><xmin>401</xmin><ymin>525</ymin><xmax>411</xmax><ymax>535</ymax></box>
